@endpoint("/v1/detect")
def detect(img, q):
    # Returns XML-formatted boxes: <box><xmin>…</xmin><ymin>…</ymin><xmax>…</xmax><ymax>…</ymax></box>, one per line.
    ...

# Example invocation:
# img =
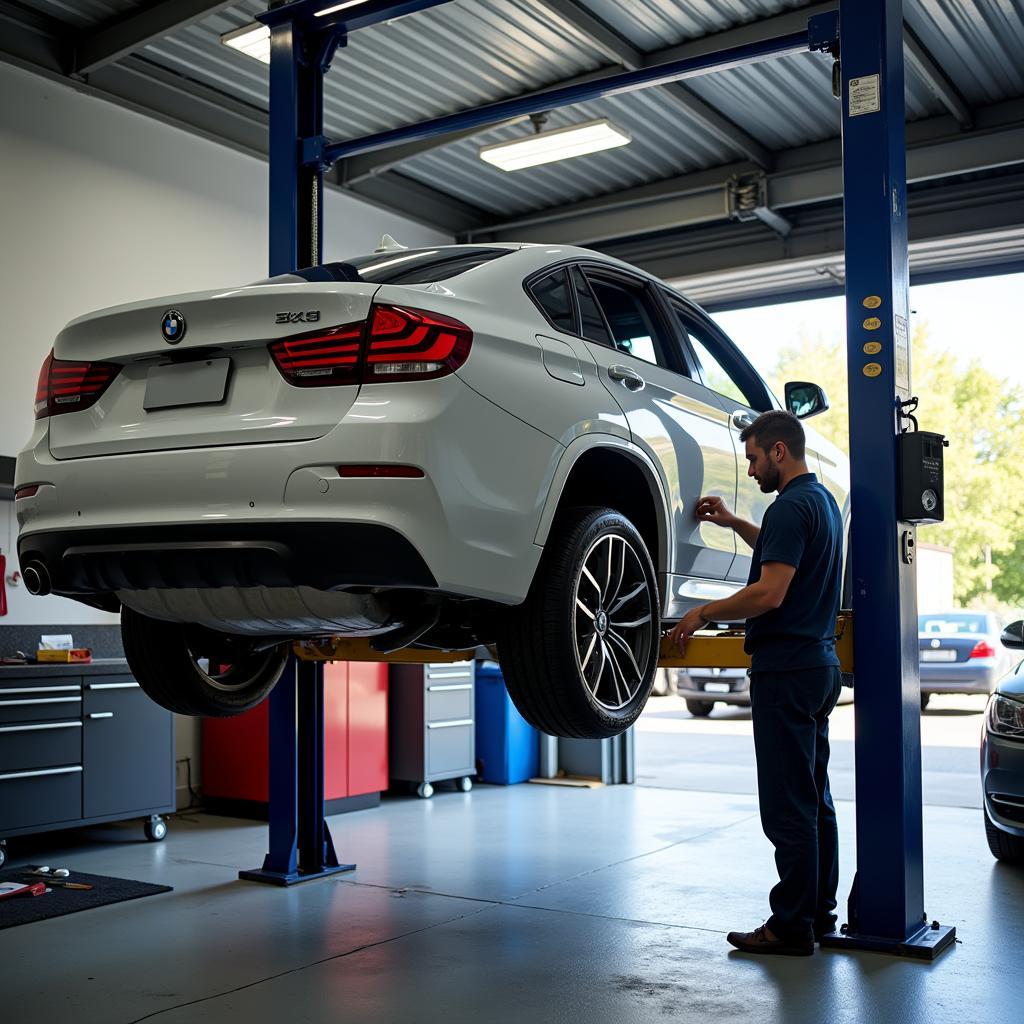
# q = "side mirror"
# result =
<box><xmin>785</xmin><ymin>381</ymin><xmax>830</xmax><ymax>420</ymax></box>
<box><xmin>1001</xmin><ymin>620</ymin><xmax>1024</xmax><ymax>650</ymax></box>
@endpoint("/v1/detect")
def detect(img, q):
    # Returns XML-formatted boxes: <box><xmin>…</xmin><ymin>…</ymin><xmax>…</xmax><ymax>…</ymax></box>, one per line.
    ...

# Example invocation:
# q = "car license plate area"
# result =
<box><xmin>704</xmin><ymin>682</ymin><xmax>731</xmax><ymax>693</ymax></box>
<box><xmin>921</xmin><ymin>650</ymin><xmax>957</xmax><ymax>662</ymax></box>
<box><xmin>144</xmin><ymin>358</ymin><xmax>231</xmax><ymax>411</ymax></box>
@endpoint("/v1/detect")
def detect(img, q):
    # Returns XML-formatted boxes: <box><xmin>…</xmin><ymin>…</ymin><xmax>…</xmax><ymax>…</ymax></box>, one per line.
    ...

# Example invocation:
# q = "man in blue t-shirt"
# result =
<box><xmin>669</xmin><ymin>410</ymin><xmax>844</xmax><ymax>957</ymax></box>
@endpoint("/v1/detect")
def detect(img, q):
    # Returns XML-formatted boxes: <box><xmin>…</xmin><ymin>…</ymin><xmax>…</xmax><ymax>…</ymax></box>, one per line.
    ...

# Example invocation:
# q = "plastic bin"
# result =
<box><xmin>474</xmin><ymin>662</ymin><xmax>540</xmax><ymax>784</ymax></box>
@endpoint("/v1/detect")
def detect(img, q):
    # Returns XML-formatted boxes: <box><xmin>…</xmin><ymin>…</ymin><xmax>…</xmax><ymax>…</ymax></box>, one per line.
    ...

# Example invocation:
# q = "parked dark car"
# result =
<box><xmin>980</xmin><ymin>619</ymin><xmax>1024</xmax><ymax>863</ymax></box>
<box><xmin>919</xmin><ymin>611</ymin><xmax>1013</xmax><ymax>710</ymax></box>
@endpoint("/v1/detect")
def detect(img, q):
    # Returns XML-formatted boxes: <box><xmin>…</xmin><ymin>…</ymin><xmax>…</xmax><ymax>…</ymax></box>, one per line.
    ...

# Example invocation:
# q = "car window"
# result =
<box><xmin>284</xmin><ymin>247</ymin><xmax>512</xmax><ymax>285</ymax></box>
<box><xmin>918</xmin><ymin>614</ymin><xmax>991</xmax><ymax>634</ymax></box>
<box><xmin>676</xmin><ymin>310</ymin><xmax>763</xmax><ymax>409</ymax></box>
<box><xmin>570</xmin><ymin>267</ymin><xmax>612</xmax><ymax>346</ymax></box>
<box><xmin>584</xmin><ymin>273</ymin><xmax>669</xmax><ymax>368</ymax></box>
<box><xmin>529</xmin><ymin>269</ymin><xmax>576</xmax><ymax>334</ymax></box>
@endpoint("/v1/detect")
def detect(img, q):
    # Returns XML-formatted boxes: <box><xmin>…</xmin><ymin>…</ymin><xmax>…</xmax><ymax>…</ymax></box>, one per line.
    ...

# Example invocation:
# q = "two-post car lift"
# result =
<box><xmin>242</xmin><ymin>0</ymin><xmax>955</xmax><ymax>960</ymax></box>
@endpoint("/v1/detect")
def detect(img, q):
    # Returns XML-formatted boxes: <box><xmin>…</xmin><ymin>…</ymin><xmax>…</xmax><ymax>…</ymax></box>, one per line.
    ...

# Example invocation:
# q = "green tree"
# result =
<box><xmin>768</xmin><ymin>326</ymin><xmax>1024</xmax><ymax>606</ymax></box>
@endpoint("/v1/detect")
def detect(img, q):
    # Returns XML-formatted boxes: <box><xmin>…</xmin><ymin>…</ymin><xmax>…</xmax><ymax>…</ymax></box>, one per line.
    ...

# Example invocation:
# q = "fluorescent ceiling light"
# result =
<box><xmin>221</xmin><ymin>23</ymin><xmax>270</xmax><ymax>64</ymax></box>
<box><xmin>316</xmin><ymin>0</ymin><xmax>374</xmax><ymax>16</ymax></box>
<box><xmin>479</xmin><ymin>119</ymin><xmax>631</xmax><ymax>172</ymax></box>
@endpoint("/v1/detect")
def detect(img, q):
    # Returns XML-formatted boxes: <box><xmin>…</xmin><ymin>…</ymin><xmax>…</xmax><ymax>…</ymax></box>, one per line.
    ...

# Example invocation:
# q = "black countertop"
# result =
<box><xmin>0</xmin><ymin>657</ymin><xmax>131</xmax><ymax>677</ymax></box>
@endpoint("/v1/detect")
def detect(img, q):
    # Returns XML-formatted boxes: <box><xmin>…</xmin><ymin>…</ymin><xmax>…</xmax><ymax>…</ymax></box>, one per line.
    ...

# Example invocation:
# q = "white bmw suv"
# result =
<box><xmin>15</xmin><ymin>243</ymin><xmax>848</xmax><ymax>738</ymax></box>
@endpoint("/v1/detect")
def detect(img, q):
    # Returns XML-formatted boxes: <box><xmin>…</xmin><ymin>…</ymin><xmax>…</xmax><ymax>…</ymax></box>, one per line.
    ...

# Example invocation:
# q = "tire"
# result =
<box><xmin>497</xmin><ymin>507</ymin><xmax>660</xmax><ymax>739</ymax></box>
<box><xmin>121</xmin><ymin>607</ymin><xmax>289</xmax><ymax>717</ymax></box>
<box><xmin>921</xmin><ymin>692</ymin><xmax>931</xmax><ymax>711</ymax></box>
<box><xmin>0</xmin><ymin>843</ymin><xmax>6</xmax><ymax>869</ymax></box>
<box><xmin>686</xmin><ymin>699</ymin><xmax>713</xmax><ymax>718</ymax></box>
<box><xmin>984</xmin><ymin>806</ymin><xmax>1024</xmax><ymax>863</ymax></box>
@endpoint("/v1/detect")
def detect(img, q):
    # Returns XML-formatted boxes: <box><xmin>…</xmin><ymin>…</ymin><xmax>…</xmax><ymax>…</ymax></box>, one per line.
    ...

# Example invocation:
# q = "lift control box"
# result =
<box><xmin>897</xmin><ymin>430</ymin><xmax>947</xmax><ymax>524</ymax></box>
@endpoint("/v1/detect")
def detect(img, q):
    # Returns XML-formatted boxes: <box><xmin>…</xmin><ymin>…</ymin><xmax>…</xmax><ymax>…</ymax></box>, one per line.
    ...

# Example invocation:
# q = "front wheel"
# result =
<box><xmin>122</xmin><ymin>607</ymin><xmax>289</xmax><ymax>717</ymax></box>
<box><xmin>686</xmin><ymin>699</ymin><xmax>713</xmax><ymax>718</ymax></box>
<box><xmin>985</xmin><ymin>806</ymin><xmax>1024</xmax><ymax>863</ymax></box>
<box><xmin>497</xmin><ymin>507</ymin><xmax>660</xmax><ymax>739</ymax></box>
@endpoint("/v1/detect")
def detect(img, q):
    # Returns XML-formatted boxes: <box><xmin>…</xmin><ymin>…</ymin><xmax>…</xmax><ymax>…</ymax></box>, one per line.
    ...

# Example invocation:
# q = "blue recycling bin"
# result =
<box><xmin>474</xmin><ymin>662</ymin><xmax>540</xmax><ymax>785</ymax></box>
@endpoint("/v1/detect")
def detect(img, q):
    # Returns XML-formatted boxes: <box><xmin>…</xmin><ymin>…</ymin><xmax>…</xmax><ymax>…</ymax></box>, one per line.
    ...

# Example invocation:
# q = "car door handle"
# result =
<box><xmin>608</xmin><ymin>365</ymin><xmax>645</xmax><ymax>391</ymax></box>
<box><xmin>732</xmin><ymin>411</ymin><xmax>755</xmax><ymax>429</ymax></box>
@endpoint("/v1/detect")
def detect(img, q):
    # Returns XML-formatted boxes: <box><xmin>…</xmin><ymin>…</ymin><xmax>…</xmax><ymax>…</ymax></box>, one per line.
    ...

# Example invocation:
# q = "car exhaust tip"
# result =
<box><xmin>23</xmin><ymin>562</ymin><xmax>51</xmax><ymax>597</ymax></box>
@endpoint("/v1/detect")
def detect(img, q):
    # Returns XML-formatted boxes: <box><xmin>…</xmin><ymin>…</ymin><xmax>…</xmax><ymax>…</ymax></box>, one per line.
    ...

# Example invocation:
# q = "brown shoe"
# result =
<box><xmin>727</xmin><ymin>925</ymin><xmax>814</xmax><ymax>957</ymax></box>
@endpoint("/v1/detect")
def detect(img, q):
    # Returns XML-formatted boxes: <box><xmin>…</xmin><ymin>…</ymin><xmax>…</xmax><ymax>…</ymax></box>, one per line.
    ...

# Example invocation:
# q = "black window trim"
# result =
<box><xmin>526</xmin><ymin>266</ymin><xmax>577</xmax><ymax>336</ymax></box>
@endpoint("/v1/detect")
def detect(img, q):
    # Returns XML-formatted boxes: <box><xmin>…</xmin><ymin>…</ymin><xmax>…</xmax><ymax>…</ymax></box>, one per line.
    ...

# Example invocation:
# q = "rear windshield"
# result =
<box><xmin>918</xmin><ymin>614</ymin><xmax>990</xmax><ymax>634</ymax></box>
<box><xmin>286</xmin><ymin>247</ymin><xmax>511</xmax><ymax>286</ymax></box>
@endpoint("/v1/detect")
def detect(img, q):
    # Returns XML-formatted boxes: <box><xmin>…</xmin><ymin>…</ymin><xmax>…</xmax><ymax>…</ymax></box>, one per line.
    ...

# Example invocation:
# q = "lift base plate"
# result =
<box><xmin>820</xmin><ymin>922</ymin><xmax>956</xmax><ymax>960</ymax></box>
<box><xmin>239</xmin><ymin>863</ymin><xmax>356</xmax><ymax>887</ymax></box>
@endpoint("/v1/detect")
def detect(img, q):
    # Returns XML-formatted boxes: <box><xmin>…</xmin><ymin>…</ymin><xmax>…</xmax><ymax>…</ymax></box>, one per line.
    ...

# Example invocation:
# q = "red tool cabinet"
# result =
<box><xmin>203</xmin><ymin>661</ymin><xmax>388</xmax><ymax>816</ymax></box>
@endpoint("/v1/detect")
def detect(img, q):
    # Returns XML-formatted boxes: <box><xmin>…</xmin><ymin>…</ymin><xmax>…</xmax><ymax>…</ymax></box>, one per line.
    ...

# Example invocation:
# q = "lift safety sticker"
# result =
<box><xmin>863</xmin><ymin>295</ymin><xmax>882</xmax><ymax>309</ymax></box>
<box><xmin>863</xmin><ymin>342</ymin><xmax>882</xmax><ymax>355</ymax></box>
<box><xmin>849</xmin><ymin>75</ymin><xmax>881</xmax><ymax>117</ymax></box>
<box><xmin>863</xmin><ymin>317</ymin><xmax>882</xmax><ymax>331</ymax></box>
<box><xmin>863</xmin><ymin>362</ymin><xmax>883</xmax><ymax>378</ymax></box>
<box><xmin>894</xmin><ymin>314</ymin><xmax>911</xmax><ymax>393</ymax></box>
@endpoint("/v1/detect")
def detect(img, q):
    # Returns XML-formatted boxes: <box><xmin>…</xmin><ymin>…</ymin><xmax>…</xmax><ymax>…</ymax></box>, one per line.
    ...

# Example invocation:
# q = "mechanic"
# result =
<box><xmin>669</xmin><ymin>409</ymin><xmax>843</xmax><ymax>957</ymax></box>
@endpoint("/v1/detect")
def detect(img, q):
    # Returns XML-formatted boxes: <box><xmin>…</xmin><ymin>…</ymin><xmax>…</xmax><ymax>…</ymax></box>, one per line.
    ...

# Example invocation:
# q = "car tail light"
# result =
<box><xmin>337</xmin><ymin>465</ymin><xmax>425</xmax><ymax>479</ymax></box>
<box><xmin>34</xmin><ymin>349</ymin><xmax>121</xmax><ymax>419</ymax></box>
<box><xmin>14</xmin><ymin>485</ymin><xmax>40</xmax><ymax>500</ymax></box>
<box><xmin>268</xmin><ymin>322</ymin><xmax>364</xmax><ymax>387</ymax></box>
<box><xmin>363</xmin><ymin>304</ymin><xmax>472</xmax><ymax>383</ymax></box>
<box><xmin>970</xmin><ymin>640</ymin><xmax>996</xmax><ymax>659</ymax></box>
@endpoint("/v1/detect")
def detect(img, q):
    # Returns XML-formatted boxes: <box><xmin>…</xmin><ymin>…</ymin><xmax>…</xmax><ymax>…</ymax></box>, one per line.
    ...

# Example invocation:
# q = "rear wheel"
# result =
<box><xmin>984</xmin><ymin>806</ymin><xmax>1024</xmax><ymax>863</ymax></box>
<box><xmin>685</xmin><ymin>699</ymin><xmax>713</xmax><ymax>718</ymax></box>
<box><xmin>121</xmin><ymin>607</ymin><xmax>289</xmax><ymax>717</ymax></box>
<box><xmin>497</xmin><ymin>507</ymin><xmax>660</xmax><ymax>739</ymax></box>
<box><xmin>921</xmin><ymin>692</ymin><xmax>931</xmax><ymax>711</ymax></box>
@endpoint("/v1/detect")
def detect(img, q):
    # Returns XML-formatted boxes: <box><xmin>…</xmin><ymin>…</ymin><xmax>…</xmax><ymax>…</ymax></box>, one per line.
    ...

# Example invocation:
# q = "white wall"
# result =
<box><xmin>0</xmin><ymin>62</ymin><xmax>451</xmax><ymax>803</ymax></box>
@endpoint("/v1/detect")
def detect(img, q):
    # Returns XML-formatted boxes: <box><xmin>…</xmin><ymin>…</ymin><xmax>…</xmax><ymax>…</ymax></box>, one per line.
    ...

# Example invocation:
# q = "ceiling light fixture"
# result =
<box><xmin>315</xmin><ymin>0</ymin><xmax>374</xmax><ymax>16</ymax></box>
<box><xmin>220</xmin><ymin>23</ymin><xmax>270</xmax><ymax>64</ymax></box>
<box><xmin>479</xmin><ymin>118</ymin><xmax>631</xmax><ymax>172</ymax></box>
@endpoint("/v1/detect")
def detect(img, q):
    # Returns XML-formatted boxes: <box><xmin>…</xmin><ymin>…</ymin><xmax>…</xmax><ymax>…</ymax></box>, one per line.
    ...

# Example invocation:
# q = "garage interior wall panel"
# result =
<box><xmin>0</xmin><ymin>60</ymin><xmax>451</xmax><ymax>628</ymax></box>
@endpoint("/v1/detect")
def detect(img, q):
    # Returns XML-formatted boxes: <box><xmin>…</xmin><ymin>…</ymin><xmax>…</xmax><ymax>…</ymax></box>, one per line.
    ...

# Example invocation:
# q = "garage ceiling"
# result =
<box><xmin>2</xmin><ymin>0</ymin><xmax>1022</xmax><ymax>306</ymax></box>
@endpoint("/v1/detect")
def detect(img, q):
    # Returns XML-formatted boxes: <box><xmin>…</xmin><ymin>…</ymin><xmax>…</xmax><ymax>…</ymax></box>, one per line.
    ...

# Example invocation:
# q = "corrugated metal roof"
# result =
<box><xmin>25</xmin><ymin>0</ymin><xmax>142</xmax><ymax>31</ymax></box>
<box><xmin>142</xmin><ymin>0</ymin><xmax>611</xmax><ymax>139</ymax></box>
<box><xmin>583</xmin><ymin>0</ymin><xmax>811</xmax><ymax>54</ymax></box>
<box><xmin>907</xmin><ymin>0</ymin><xmax>1024</xmax><ymax>106</ymax></box>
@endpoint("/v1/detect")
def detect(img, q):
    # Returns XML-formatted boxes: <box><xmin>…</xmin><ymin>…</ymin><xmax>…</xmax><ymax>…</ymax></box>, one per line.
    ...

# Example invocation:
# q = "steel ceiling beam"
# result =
<box><xmin>73</xmin><ymin>1</ymin><xmax>238</xmax><ymax>76</ymax></box>
<box><xmin>465</xmin><ymin>99</ymin><xmax>1024</xmax><ymax>245</ymax></box>
<box><xmin>902</xmin><ymin>23</ymin><xmax>973</xmax><ymax>129</ymax></box>
<box><xmin>536</xmin><ymin>0</ymin><xmax>773</xmax><ymax>168</ymax></box>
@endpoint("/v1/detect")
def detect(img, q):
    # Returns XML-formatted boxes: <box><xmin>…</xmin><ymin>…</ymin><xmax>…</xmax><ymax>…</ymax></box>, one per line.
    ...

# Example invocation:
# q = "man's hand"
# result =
<box><xmin>668</xmin><ymin>606</ymin><xmax>709</xmax><ymax>654</ymax></box>
<box><xmin>695</xmin><ymin>495</ymin><xmax>735</xmax><ymax>529</ymax></box>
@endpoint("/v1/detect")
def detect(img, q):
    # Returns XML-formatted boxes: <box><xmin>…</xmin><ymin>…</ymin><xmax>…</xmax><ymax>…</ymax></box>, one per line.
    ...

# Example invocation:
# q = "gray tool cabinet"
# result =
<box><xmin>389</xmin><ymin>661</ymin><xmax>475</xmax><ymax>798</ymax></box>
<box><xmin>0</xmin><ymin>659</ymin><xmax>174</xmax><ymax>867</ymax></box>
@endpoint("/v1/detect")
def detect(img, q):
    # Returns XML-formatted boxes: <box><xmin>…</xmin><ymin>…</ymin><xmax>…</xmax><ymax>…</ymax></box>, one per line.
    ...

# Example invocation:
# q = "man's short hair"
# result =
<box><xmin>739</xmin><ymin>410</ymin><xmax>806</xmax><ymax>460</ymax></box>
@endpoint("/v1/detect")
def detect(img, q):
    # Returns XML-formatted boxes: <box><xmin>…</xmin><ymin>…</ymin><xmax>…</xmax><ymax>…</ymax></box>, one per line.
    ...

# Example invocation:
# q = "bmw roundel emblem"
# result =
<box><xmin>161</xmin><ymin>309</ymin><xmax>186</xmax><ymax>344</ymax></box>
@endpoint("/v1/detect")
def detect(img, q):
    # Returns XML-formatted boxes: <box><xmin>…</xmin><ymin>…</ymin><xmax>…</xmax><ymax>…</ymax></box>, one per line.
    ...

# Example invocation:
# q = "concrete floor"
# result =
<box><xmin>2</xmin><ymin>774</ymin><xmax>1020</xmax><ymax>1024</ymax></box>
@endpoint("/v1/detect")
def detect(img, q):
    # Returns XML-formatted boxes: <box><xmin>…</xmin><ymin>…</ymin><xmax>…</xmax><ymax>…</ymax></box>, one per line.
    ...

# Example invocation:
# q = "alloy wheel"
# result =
<box><xmin>572</xmin><ymin>533</ymin><xmax>655</xmax><ymax>710</ymax></box>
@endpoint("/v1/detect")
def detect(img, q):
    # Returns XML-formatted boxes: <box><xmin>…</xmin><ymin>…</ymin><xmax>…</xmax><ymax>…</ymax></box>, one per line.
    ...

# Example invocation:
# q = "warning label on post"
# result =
<box><xmin>894</xmin><ymin>314</ymin><xmax>910</xmax><ymax>395</ymax></box>
<box><xmin>849</xmin><ymin>75</ymin><xmax>881</xmax><ymax>117</ymax></box>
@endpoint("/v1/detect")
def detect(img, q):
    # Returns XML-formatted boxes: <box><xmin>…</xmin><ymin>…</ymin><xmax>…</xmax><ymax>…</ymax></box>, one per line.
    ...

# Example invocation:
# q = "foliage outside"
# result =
<box><xmin>765</xmin><ymin>325</ymin><xmax>1024</xmax><ymax>611</ymax></box>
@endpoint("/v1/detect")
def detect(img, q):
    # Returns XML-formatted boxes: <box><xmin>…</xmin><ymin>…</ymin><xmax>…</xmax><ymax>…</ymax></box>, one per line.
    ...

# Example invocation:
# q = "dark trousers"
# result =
<box><xmin>749</xmin><ymin>664</ymin><xmax>842</xmax><ymax>944</ymax></box>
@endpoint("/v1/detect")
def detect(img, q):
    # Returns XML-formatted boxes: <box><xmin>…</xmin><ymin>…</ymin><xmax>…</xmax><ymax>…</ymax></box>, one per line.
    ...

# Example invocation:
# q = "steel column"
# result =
<box><xmin>819</xmin><ymin>0</ymin><xmax>953</xmax><ymax>958</ymax></box>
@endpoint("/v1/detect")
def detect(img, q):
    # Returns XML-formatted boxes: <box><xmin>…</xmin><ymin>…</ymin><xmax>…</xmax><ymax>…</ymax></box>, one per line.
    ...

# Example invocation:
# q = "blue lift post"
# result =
<box><xmin>818</xmin><ymin>0</ymin><xmax>955</xmax><ymax>958</ymax></box>
<box><xmin>247</xmin><ymin>0</ymin><xmax>954</xmax><ymax>953</ymax></box>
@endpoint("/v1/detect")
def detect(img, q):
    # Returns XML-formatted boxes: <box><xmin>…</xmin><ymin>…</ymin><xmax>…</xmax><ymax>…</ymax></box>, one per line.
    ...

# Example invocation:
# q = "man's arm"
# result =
<box><xmin>695</xmin><ymin>495</ymin><xmax>760</xmax><ymax>549</ymax></box>
<box><xmin>668</xmin><ymin>562</ymin><xmax>796</xmax><ymax>652</ymax></box>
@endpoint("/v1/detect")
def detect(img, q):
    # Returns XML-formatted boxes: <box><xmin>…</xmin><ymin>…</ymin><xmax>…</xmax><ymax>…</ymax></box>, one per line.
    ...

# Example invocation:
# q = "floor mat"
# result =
<box><xmin>0</xmin><ymin>867</ymin><xmax>172</xmax><ymax>929</ymax></box>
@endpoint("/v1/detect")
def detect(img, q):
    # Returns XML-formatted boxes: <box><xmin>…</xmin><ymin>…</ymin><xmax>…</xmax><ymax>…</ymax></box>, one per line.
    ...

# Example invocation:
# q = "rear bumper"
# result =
<box><xmin>919</xmin><ymin>662</ymin><xmax>1001</xmax><ymax>694</ymax></box>
<box><xmin>15</xmin><ymin>375</ymin><xmax>558</xmax><ymax>605</ymax></box>
<box><xmin>18</xmin><ymin>522</ymin><xmax>438</xmax><ymax>595</ymax></box>
<box><xmin>671</xmin><ymin>669</ymin><xmax>750</xmax><ymax>704</ymax></box>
